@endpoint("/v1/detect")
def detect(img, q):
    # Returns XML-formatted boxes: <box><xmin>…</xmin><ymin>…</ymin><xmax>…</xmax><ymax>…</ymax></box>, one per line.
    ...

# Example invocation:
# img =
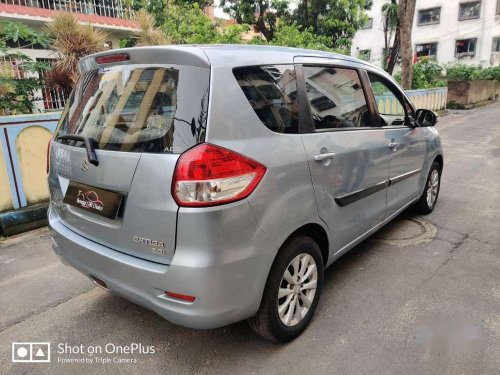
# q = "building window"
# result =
<box><xmin>459</xmin><ymin>1</ymin><xmax>481</xmax><ymax>21</ymax></box>
<box><xmin>456</xmin><ymin>38</ymin><xmax>477</xmax><ymax>57</ymax></box>
<box><xmin>493</xmin><ymin>37</ymin><xmax>500</xmax><ymax>52</ymax></box>
<box><xmin>358</xmin><ymin>49</ymin><xmax>371</xmax><ymax>61</ymax></box>
<box><xmin>418</xmin><ymin>7</ymin><xmax>441</xmax><ymax>25</ymax></box>
<box><xmin>0</xmin><ymin>56</ymin><xmax>24</xmax><ymax>80</ymax></box>
<box><xmin>416</xmin><ymin>43</ymin><xmax>438</xmax><ymax>58</ymax></box>
<box><xmin>361</xmin><ymin>18</ymin><xmax>373</xmax><ymax>29</ymax></box>
<box><xmin>36</xmin><ymin>58</ymin><xmax>70</xmax><ymax>111</ymax></box>
<box><xmin>497</xmin><ymin>0</ymin><xmax>500</xmax><ymax>15</ymax></box>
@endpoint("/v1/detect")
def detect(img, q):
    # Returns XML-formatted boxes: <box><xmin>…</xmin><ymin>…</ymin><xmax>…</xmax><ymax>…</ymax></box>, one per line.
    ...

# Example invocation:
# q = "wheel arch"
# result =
<box><xmin>433</xmin><ymin>154</ymin><xmax>444</xmax><ymax>170</ymax></box>
<box><xmin>280</xmin><ymin>223</ymin><xmax>330</xmax><ymax>268</ymax></box>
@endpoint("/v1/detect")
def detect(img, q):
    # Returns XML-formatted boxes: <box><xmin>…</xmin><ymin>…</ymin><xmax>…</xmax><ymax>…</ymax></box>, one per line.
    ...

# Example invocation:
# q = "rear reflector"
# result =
<box><xmin>165</xmin><ymin>291</ymin><xmax>196</xmax><ymax>302</ymax></box>
<box><xmin>95</xmin><ymin>53</ymin><xmax>130</xmax><ymax>64</ymax></box>
<box><xmin>172</xmin><ymin>143</ymin><xmax>266</xmax><ymax>207</ymax></box>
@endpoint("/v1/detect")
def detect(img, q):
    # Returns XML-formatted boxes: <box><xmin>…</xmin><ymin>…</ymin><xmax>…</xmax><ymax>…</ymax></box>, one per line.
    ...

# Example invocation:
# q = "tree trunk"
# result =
<box><xmin>399</xmin><ymin>0</ymin><xmax>416</xmax><ymax>89</ymax></box>
<box><xmin>304</xmin><ymin>0</ymin><xmax>309</xmax><ymax>26</ymax></box>
<box><xmin>254</xmin><ymin>0</ymin><xmax>274</xmax><ymax>41</ymax></box>
<box><xmin>386</xmin><ymin>30</ymin><xmax>400</xmax><ymax>75</ymax></box>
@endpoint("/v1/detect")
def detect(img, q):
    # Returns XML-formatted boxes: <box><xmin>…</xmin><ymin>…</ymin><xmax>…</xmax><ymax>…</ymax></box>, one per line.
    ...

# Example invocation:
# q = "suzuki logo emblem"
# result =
<box><xmin>81</xmin><ymin>159</ymin><xmax>89</xmax><ymax>172</ymax></box>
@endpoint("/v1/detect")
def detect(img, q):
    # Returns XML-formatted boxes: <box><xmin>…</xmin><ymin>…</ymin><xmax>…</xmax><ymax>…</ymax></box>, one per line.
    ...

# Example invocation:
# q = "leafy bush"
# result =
<box><xmin>444</xmin><ymin>63</ymin><xmax>482</xmax><ymax>81</ymax></box>
<box><xmin>444</xmin><ymin>63</ymin><xmax>500</xmax><ymax>81</ymax></box>
<box><xmin>394</xmin><ymin>58</ymin><xmax>447</xmax><ymax>89</ymax></box>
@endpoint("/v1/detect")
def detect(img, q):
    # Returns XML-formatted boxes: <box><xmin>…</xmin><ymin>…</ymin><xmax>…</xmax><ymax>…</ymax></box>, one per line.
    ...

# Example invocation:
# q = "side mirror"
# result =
<box><xmin>415</xmin><ymin>109</ymin><xmax>438</xmax><ymax>127</ymax></box>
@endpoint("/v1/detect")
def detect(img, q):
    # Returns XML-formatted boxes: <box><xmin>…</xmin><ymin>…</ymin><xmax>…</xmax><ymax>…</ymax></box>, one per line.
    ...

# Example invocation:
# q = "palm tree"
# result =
<box><xmin>45</xmin><ymin>12</ymin><xmax>108</xmax><ymax>90</ymax></box>
<box><xmin>133</xmin><ymin>9</ymin><xmax>172</xmax><ymax>46</ymax></box>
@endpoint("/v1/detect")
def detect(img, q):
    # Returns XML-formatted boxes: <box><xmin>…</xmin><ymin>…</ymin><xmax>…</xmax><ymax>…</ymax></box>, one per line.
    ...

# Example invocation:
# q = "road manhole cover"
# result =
<box><xmin>373</xmin><ymin>217</ymin><xmax>437</xmax><ymax>247</ymax></box>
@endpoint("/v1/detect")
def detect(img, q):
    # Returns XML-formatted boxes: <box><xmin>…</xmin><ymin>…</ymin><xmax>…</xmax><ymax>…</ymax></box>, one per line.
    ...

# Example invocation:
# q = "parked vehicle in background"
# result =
<box><xmin>48</xmin><ymin>45</ymin><xmax>443</xmax><ymax>343</ymax></box>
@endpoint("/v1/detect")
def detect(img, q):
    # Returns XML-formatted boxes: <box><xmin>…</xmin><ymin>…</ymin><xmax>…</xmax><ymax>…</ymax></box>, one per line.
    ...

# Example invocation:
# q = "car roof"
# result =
<box><xmin>82</xmin><ymin>44</ymin><xmax>378</xmax><ymax>72</ymax></box>
<box><xmin>198</xmin><ymin>44</ymin><xmax>363</xmax><ymax>67</ymax></box>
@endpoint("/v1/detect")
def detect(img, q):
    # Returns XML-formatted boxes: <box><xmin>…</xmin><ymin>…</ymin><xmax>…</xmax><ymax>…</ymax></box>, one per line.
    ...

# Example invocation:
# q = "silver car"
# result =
<box><xmin>48</xmin><ymin>45</ymin><xmax>443</xmax><ymax>343</ymax></box>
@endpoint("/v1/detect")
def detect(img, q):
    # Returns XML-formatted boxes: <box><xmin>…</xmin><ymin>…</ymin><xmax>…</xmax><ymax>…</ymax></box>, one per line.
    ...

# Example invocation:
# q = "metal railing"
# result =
<box><xmin>0</xmin><ymin>0</ymin><xmax>134</xmax><ymax>20</ymax></box>
<box><xmin>37</xmin><ymin>58</ymin><xmax>69</xmax><ymax>111</ymax></box>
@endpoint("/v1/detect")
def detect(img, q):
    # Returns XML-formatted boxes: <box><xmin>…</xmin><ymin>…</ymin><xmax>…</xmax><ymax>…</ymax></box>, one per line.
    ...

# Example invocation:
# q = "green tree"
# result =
<box><xmin>0</xmin><ymin>21</ymin><xmax>51</xmax><ymax>115</ymax></box>
<box><xmin>132</xmin><ymin>0</ymin><xmax>213</xmax><ymax>26</ymax></box>
<box><xmin>214</xmin><ymin>23</ymin><xmax>250</xmax><ymax>44</ymax></box>
<box><xmin>293</xmin><ymin>0</ymin><xmax>373</xmax><ymax>49</ymax></box>
<box><xmin>162</xmin><ymin>3</ymin><xmax>217</xmax><ymax>44</ymax></box>
<box><xmin>270</xmin><ymin>23</ymin><xmax>332</xmax><ymax>50</ymax></box>
<box><xmin>220</xmin><ymin>0</ymin><xmax>290</xmax><ymax>42</ymax></box>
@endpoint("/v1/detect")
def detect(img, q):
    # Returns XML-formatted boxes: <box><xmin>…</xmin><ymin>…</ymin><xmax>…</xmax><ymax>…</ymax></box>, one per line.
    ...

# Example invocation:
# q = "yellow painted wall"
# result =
<box><xmin>15</xmin><ymin>126</ymin><xmax>52</xmax><ymax>205</ymax></box>
<box><xmin>0</xmin><ymin>141</ymin><xmax>14</xmax><ymax>212</ymax></box>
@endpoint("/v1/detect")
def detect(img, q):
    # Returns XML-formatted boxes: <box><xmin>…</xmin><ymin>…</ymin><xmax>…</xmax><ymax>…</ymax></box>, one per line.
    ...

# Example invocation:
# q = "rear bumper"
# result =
<box><xmin>48</xmin><ymin>205</ymin><xmax>275</xmax><ymax>329</ymax></box>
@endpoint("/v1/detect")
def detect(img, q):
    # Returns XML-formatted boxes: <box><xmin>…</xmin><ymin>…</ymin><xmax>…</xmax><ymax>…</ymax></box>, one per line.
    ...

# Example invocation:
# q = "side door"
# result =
<box><xmin>297</xmin><ymin>61</ymin><xmax>390</xmax><ymax>254</ymax></box>
<box><xmin>365</xmin><ymin>71</ymin><xmax>428</xmax><ymax>217</ymax></box>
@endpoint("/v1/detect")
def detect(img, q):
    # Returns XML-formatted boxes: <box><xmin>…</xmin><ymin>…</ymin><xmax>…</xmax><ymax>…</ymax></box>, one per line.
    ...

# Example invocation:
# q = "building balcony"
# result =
<box><xmin>0</xmin><ymin>0</ymin><xmax>133</xmax><ymax>19</ymax></box>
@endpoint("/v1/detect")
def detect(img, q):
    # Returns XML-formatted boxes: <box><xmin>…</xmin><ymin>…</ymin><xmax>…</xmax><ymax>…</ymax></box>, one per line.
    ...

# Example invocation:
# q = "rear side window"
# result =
<box><xmin>302</xmin><ymin>66</ymin><xmax>372</xmax><ymax>130</ymax></box>
<box><xmin>55</xmin><ymin>65</ymin><xmax>209</xmax><ymax>154</ymax></box>
<box><xmin>233</xmin><ymin>65</ymin><xmax>299</xmax><ymax>134</ymax></box>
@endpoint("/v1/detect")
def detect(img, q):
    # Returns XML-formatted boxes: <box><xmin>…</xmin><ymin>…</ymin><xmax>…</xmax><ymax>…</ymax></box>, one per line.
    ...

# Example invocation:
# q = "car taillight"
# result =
<box><xmin>46</xmin><ymin>138</ymin><xmax>52</xmax><ymax>174</ymax></box>
<box><xmin>172</xmin><ymin>143</ymin><xmax>266</xmax><ymax>207</ymax></box>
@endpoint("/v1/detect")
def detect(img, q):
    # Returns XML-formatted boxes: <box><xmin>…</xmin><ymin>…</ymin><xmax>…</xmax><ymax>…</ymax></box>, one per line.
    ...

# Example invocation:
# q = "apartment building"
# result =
<box><xmin>351</xmin><ymin>0</ymin><xmax>500</xmax><ymax>68</ymax></box>
<box><xmin>0</xmin><ymin>0</ymin><xmax>139</xmax><ymax>111</ymax></box>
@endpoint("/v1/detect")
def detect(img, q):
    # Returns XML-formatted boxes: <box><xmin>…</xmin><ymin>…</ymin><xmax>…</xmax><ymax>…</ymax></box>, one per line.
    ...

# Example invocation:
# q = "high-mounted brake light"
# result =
<box><xmin>172</xmin><ymin>143</ymin><xmax>266</xmax><ymax>207</ymax></box>
<box><xmin>95</xmin><ymin>53</ymin><xmax>130</xmax><ymax>64</ymax></box>
<box><xmin>46</xmin><ymin>138</ymin><xmax>53</xmax><ymax>174</ymax></box>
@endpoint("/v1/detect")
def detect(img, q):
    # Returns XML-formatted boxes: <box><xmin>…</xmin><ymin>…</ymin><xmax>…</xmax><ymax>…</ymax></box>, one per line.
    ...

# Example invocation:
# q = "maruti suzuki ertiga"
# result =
<box><xmin>48</xmin><ymin>45</ymin><xmax>443</xmax><ymax>343</ymax></box>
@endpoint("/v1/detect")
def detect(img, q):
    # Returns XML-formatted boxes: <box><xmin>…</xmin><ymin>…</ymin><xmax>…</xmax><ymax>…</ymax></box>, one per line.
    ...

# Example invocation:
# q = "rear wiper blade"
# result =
<box><xmin>57</xmin><ymin>134</ymin><xmax>99</xmax><ymax>166</ymax></box>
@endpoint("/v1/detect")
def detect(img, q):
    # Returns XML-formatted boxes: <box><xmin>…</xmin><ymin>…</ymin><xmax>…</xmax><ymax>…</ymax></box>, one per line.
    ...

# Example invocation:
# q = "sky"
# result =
<box><xmin>213</xmin><ymin>0</ymin><xmax>228</xmax><ymax>19</ymax></box>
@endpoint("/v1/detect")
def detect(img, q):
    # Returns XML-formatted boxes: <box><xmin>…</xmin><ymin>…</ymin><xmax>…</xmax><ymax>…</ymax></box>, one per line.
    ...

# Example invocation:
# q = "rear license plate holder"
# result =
<box><xmin>63</xmin><ymin>181</ymin><xmax>123</xmax><ymax>219</ymax></box>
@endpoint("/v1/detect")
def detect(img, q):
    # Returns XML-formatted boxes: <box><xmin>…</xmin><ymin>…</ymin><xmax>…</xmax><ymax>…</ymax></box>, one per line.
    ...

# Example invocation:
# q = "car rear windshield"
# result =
<box><xmin>55</xmin><ymin>64</ymin><xmax>209</xmax><ymax>154</ymax></box>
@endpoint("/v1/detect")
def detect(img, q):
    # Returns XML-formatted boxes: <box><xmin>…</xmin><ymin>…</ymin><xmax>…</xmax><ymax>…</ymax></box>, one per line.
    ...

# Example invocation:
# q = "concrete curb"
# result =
<box><xmin>0</xmin><ymin>203</ymin><xmax>48</xmax><ymax>237</ymax></box>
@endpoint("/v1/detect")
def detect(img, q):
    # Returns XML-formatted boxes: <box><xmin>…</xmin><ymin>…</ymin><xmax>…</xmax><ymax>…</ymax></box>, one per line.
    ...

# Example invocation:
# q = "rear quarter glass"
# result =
<box><xmin>54</xmin><ymin>64</ymin><xmax>209</xmax><ymax>154</ymax></box>
<box><xmin>233</xmin><ymin>65</ymin><xmax>300</xmax><ymax>134</ymax></box>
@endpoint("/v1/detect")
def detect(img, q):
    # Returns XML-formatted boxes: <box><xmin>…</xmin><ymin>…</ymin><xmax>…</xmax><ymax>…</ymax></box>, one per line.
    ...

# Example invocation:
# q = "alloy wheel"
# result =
<box><xmin>277</xmin><ymin>253</ymin><xmax>318</xmax><ymax>327</ymax></box>
<box><xmin>426</xmin><ymin>169</ymin><xmax>440</xmax><ymax>209</ymax></box>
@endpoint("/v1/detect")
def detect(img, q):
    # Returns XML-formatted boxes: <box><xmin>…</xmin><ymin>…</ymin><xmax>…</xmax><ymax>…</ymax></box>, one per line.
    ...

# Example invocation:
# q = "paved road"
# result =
<box><xmin>1</xmin><ymin>104</ymin><xmax>499</xmax><ymax>374</ymax></box>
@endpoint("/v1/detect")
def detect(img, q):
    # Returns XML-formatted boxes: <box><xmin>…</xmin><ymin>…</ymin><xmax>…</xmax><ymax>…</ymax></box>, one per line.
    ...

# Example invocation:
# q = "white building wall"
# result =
<box><xmin>351</xmin><ymin>0</ymin><xmax>388</xmax><ymax>66</ymax></box>
<box><xmin>352</xmin><ymin>0</ymin><xmax>500</xmax><ymax>68</ymax></box>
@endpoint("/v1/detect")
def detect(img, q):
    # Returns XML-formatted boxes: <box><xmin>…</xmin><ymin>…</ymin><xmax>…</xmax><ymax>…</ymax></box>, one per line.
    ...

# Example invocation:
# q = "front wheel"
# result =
<box><xmin>248</xmin><ymin>235</ymin><xmax>324</xmax><ymax>343</ymax></box>
<box><xmin>413</xmin><ymin>161</ymin><xmax>441</xmax><ymax>214</ymax></box>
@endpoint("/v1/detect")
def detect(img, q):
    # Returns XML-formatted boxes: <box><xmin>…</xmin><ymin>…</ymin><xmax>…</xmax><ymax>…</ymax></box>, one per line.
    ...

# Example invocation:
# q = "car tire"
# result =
<box><xmin>413</xmin><ymin>161</ymin><xmax>442</xmax><ymax>215</ymax></box>
<box><xmin>248</xmin><ymin>235</ymin><xmax>324</xmax><ymax>343</ymax></box>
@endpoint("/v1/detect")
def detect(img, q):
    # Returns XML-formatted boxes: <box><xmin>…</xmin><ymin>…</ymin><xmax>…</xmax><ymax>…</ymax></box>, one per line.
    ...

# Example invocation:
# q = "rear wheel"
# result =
<box><xmin>413</xmin><ymin>161</ymin><xmax>441</xmax><ymax>214</ymax></box>
<box><xmin>248</xmin><ymin>235</ymin><xmax>324</xmax><ymax>343</ymax></box>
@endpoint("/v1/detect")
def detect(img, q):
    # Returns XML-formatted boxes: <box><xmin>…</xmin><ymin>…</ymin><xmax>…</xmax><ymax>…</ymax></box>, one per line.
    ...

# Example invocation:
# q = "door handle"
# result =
<box><xmin>314</xmin><ymin>152</ymin><xmax>335</xmax><ymax>162</ymax></box>
<box><xmin>388</xmin><ymin>142</ymin><xmax>399</xmax><ymax>152</ymax></box>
